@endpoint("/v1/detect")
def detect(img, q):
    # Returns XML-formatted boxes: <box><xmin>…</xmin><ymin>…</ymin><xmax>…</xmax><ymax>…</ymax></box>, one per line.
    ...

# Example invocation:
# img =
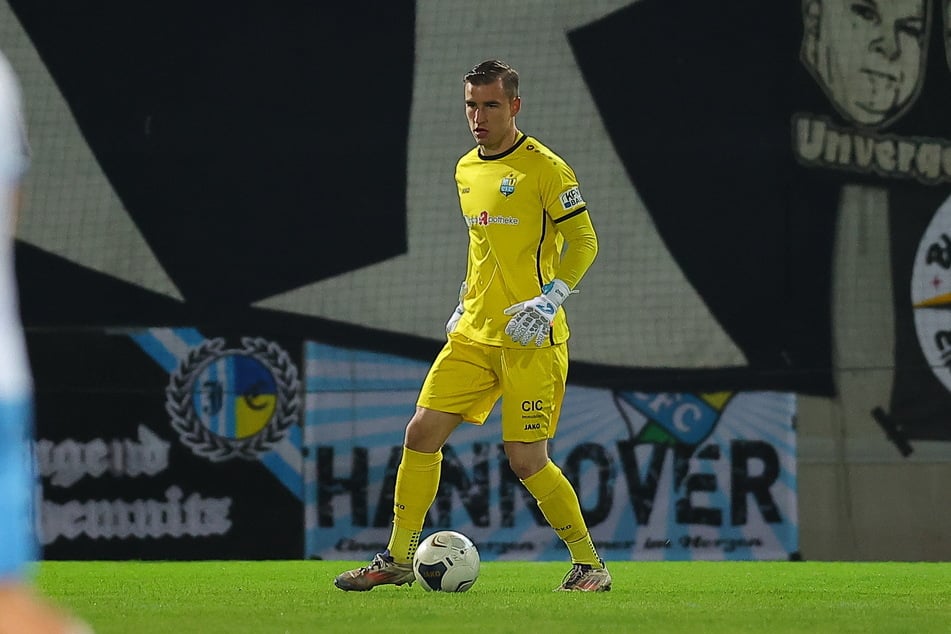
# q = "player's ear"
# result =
<box><xmin>511</xmin><ymin>96</ymin><xmax>521</xmax><ymax>116</ymax></box>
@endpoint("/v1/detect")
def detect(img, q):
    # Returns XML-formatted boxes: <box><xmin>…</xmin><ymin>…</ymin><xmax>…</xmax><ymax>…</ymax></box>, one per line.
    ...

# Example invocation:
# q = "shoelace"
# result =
<box><xmin>359</xmin><ymin>553</ymin><xmax>390</xmax><ymax>573</ymax></box>
<box><xmin>563</xmin><ymin>563</ymin><xmax>593</xmax><ymax>585</ymax></box>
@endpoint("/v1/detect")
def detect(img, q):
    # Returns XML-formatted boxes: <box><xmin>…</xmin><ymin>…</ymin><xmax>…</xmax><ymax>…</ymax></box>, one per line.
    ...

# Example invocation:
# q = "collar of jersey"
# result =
<box><xmin>478</xmin><ymin>133</ymin><xmax>528</xmax><ymax>161</ymax></box>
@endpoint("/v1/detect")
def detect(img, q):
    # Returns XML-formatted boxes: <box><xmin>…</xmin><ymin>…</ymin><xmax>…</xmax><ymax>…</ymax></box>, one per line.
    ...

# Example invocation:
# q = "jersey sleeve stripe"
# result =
<box><xmin>553</xmin><ymin>206</ymin><xmax>588</xmax><ymax>223</ymax></box>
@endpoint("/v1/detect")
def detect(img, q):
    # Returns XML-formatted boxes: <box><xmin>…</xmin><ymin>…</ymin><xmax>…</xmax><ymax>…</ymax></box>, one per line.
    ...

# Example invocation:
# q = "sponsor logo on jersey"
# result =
<box><xmin>560</xmin><ymin>187</ymin><xmax>584</xmax><ymax>210</ymax></box>
<box><xmin>465</xmin><ymin>211</ymin><xmax>519</xmax><ymax>226</ymax></box>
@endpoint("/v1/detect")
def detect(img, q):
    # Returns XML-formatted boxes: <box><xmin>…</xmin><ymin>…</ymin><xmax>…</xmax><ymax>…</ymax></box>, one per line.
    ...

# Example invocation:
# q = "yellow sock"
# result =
<box><xmin>386</xmin><ymin>446</ymin><xmax>442</xmax><ymax>563</ymax></box>
<box><xmin>521</xmin><ymin>460</ymin><xmax>602</xmax><ymax>566</ymax></box>
<box><xmin>566</xmin><ymin>532</ymin><xmax>603</xmax><ymax>567</ymax></box>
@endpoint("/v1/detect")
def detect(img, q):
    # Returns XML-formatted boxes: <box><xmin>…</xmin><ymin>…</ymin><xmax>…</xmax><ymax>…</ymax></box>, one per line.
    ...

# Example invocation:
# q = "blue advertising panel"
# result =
<box><xmin>304</xmin><ymin>342</ymin><xmax>798</xmax><ymax>562</ymax></box>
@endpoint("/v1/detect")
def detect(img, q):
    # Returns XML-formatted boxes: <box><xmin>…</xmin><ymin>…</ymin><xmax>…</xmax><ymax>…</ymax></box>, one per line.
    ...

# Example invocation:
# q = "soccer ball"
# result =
<box><xmin>412</xmin><ymin>530</ymin><xmax>480</xmax><ymax>592</ymax></box>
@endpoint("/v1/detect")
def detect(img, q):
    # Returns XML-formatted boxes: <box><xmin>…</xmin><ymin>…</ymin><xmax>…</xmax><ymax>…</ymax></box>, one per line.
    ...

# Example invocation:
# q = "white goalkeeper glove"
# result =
<box><xmin>503</xmin><ymin>279</ymin><xmax>573</xmax><ymax>347</ymax></box>
<box><xmin>446</xmin><ymin>281</ymin><xmax>467</xmax><ymax>334</ymax></box>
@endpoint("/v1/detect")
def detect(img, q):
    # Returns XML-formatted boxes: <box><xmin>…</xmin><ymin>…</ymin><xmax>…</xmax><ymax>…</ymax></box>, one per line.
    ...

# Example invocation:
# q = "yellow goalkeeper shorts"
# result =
<box><xmin>416</xmin><ymin>333</ymin><xmax>568</xmax><ymax>442</ymax></box>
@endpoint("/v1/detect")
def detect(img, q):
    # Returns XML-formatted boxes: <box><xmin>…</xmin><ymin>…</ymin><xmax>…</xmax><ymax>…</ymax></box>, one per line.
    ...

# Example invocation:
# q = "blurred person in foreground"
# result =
<box><xmin>0</xmin><ymin>49</ymin><xmax>93</xmax><ymax>634</ymax></box>
<box><xmin>334</xmin><ymin>59</ymin><xmax>610</xmax><ymax>592</ymax></box>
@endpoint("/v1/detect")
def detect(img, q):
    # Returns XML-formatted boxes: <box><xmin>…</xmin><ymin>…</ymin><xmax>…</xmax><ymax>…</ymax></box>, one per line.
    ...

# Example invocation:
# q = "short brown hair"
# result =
<box><xmin>463</xmin><ymin>59</ymin><xmax>519</xmax><ymax>100</ymax></box>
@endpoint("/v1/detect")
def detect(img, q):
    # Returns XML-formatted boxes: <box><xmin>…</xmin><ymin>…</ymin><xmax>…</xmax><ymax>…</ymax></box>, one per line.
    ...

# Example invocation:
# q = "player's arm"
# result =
<box><xmin>503</xmin><ymin>207</ymin><xmax>598</xmax><ymax>346</ymax></box>
<box><xmin>551</xmin><ymin>207</ymin><xmax>598</xmax><ymax>289</ymax></box>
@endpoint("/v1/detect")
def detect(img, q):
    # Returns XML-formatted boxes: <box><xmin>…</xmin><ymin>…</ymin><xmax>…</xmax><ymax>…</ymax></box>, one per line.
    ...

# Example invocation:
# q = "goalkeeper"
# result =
<box><xmin>335</xmin><ymin>59</ymin><xmax>609</xmax><ymax>593</ymax></box>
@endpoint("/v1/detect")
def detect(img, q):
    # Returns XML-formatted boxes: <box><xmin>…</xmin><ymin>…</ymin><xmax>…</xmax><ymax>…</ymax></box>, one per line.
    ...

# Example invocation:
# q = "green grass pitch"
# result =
<box><xmin>37</xmin><ymin>560</ymin><xmax>951</xmax><ymax>633</ymax></box>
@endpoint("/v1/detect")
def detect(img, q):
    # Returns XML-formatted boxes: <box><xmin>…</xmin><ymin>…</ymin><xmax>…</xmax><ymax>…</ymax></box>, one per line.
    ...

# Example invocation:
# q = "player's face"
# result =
<box><xmin>465</xmin><ymin>79</ymin><xmax>520</xmax><ymax>154</ymax></box>
<box><xmin>815</xmin><ymin>0</ymin><xmax>926</xmax><ymax>125</ymax></box>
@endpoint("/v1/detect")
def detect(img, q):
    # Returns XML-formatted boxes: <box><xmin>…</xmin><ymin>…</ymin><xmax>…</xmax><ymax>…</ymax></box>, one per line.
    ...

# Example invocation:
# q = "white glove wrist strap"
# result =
<box><xmin>543</xmin><ymin>278</ymin><xmax>572</xmax><ymax>308</ymax></box>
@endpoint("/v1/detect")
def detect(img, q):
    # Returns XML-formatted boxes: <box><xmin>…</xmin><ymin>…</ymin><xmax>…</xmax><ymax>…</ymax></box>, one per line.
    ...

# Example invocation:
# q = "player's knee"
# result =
<box><xmin>505</xmin><ymin>452</ymin><xmax>549</xmax><ymax>480</ymax></box>
<box><xmin>404</xmin><ymin>408</ymin><xmax>460</xmax><ymax>453</ymax></box>
<box><xmin>507</xmin><ymin>460</ymin><xmax>537</xmax><ymax>480</ymax></box>
<box><xmin>503</xmin><ymin>439</ymin><xmax>550</xmax><ymax>478</ymax></box>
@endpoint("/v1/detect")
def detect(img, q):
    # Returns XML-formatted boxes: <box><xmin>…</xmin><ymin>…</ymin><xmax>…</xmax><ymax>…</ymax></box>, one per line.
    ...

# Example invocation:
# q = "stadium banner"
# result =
<box><xmin>877</xmin><ymin>187</ymin><xmax>951</xmax><ymax>449</ymax></box>
<box><xmin>304</xmin><ymin>342</ymin><xmax>798</xmax><ymax>562</ymax></box>
<box><xmin>569</xmin><ymin>0</ymin><xmax>951</xmax><ymax>452</ymax></box>
<box><xmin>32</xmin><ymin>327</ymin><xmax>306</xmax><ymax>560</ymax></box>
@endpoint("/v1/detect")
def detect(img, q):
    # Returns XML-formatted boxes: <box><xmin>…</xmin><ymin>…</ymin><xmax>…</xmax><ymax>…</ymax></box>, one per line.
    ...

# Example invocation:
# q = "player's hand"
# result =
<box><xmin>446</xmin><ymin>281</ymin><xmax>467</xmax><ymax>334</ymax></box>
<box><xmin>503</xmin><ymin>279</ymin><xmax>572</xmax><ymax>346</ymax></box>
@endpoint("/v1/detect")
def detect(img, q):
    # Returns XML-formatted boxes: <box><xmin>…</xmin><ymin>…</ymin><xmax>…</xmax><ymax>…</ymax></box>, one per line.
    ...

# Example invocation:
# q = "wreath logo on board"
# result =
<box><xmin>165</xmin><ymin>337</ymin><xmax>300</xmax><ymax>462</ymax></box>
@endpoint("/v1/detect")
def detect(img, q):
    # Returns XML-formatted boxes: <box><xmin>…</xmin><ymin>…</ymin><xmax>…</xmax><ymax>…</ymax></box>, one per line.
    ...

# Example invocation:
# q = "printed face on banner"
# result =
<box><xmin>801</xmin><ymin>0</ymin><xmax>927</xmax><ymax>127</ymax></box>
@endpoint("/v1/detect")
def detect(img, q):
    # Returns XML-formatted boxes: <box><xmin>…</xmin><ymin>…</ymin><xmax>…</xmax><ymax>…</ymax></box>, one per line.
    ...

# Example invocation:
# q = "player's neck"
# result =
<box><xmin>481</xmin><ymin>126</ymin><xmax>520</xmax><ymax>157</ymax></box>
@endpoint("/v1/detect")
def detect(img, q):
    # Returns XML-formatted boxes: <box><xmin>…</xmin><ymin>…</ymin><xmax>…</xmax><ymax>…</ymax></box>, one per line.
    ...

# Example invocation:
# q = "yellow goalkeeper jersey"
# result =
<box><xmin>453</xmin><ymin>134</ymin><xmax>596</xmax><ymax>348</ymax></box>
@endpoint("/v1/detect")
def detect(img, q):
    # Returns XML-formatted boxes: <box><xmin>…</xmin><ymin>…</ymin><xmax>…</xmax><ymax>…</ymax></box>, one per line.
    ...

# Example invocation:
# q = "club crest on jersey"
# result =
<box><xmin>499</xmin><ymin>177</ymin><xmax>517</xmax><ymax>197</ymax></box>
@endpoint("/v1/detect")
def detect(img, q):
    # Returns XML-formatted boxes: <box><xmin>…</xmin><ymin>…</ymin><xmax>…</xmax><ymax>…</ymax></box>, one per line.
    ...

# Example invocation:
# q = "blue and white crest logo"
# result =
<box><xmin>165</xmin><ymin>337</ymin><xmax>301</xmax><ymax>462</ymax></box>
<box><xmin>499</xmin><ymin>177</ymin><xmax>516</xmax><ymax>197</ymax></box>
<box><xmin>613</xmin><ymin>391</ymin><xmax>731</xmax><ymax>451</ymax></box>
